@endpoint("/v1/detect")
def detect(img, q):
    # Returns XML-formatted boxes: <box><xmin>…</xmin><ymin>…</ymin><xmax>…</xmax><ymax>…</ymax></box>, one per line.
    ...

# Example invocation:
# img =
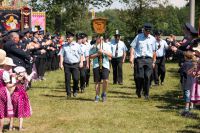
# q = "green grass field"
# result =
<box><xmin>7</xmin><ymin>63</ymin><xmax>200</xmax><ymax>133</ymax></box>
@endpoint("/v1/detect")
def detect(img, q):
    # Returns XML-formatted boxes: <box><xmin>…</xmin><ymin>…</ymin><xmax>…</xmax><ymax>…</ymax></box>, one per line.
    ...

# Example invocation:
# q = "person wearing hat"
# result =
<box><xmin>81</xmin><ymin>33</ymin><xmax>92</xmax><ymax>87</ymax></box>
<box><xmin>89</xmin><ymin>35</ymin><xmax>112</xmax><ymax>102</ymax></box>
<box><xmin>33</xmin><ymin>30</ymin><xmax>49</xmax><ymax>80</ymax></box>
<box><xmin>130</xmin><ymin>23</ymin><xmax>156</xmax><ymax>99</ymax></box>
<box><xmin>0</xmin><ymin>31</ymin><xmax>9</xmax><ymax>49</ymax></box>
<box><xmin>153</xmin><ymin>30</ymin><xmax>169</xmax><ymax>86</ymax></box>
<box><xmin>2</xmin><ymin>57</ymin><xmax>17</xmax><ymax>131</ymax></box>
<box><xmin>59</xmin><ymin>31</ymin><xmax>84</xmax><ymax>98</ymax></box>
<box><xmin>76</xmin><ymin>33</ymin><xmax>87</xmax><ymax>92</ymax></box>
<box><xmin>176</xmin><ymin>23</ymin><xmax>199</xmax><ymax>51</ymax></box>
<box><xmin>48</xmin><ymin>33</ymin><xmax>60</xmax><ymax>71</ymax></box>
<box><xmin>10</xmin><ymin>66</ymin><xmax>32</xmax><ymax>131</ymax></box>
<box><xmin>0</xmin><ymin>49</ymin><xmax>7</xmax><ymax>133</ymax></box>
<box><xmin>0</xmin><ymin>50</ymin><xmax>18</xmax><ymax>132</ymax></box>
<box><xmin>20</xmin><ymin>28</ymin><xmax>31</xmax><ymax>50</ymax></box>
<box><xmin>3</xmin><ymin>32</ymin><xmax>32</xmax><ymax>69</ymax></box>
<box><xmin>110</xmin><ymin>30</ymin><xmax>127</xmax><ymax>85</ymax></box>
<box><xmin>171</xmin><ymin>23</ymin><xmax>199</xmax><ymax>86</ymax></box>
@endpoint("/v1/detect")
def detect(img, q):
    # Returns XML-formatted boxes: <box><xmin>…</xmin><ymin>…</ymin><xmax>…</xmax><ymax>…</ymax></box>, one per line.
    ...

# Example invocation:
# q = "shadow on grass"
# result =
<box><xmin>41</xmin><ymin>94</ymin><xmax>94</xmax><ymax>102</ymax></box>
<box><xmin>167</xmin><ymin>68</ymin><xmax>180</xmax><ymax>78</ymax></box>
<box><xmin>31</xmin><ymin>86</ymin><xmax>48</xmax><ymax>89</ymax></box>
<box><xmin>118</xmin><ymin>86</ymin><xmax>135</xmax><ymax>89</ymax></box>
<box><xmin>177</xmin><ymin>121</ymin><xmax>200</xmax><ymax>133</ymax></box>
<box><xmin>151</xmin><ymin>86</ymin><xmax>200</xmax><ymax>132</ymax></box>
<box><xmin>41</xmin><ymin>94</ymin><xmax>66</xmax><ymax>98</ymax></box>
<box><xmin>108</xmin><ymin>95</ymin><xmax>133</xmax><ymax>99</ymax></box>
<box><xmin>109</xmin><ymin>90</ymin><xmax>133</xmax><ymax>96</ymax></box>
<box><xmin>66</xmin><ymin>97</ymin><xmax>94</xmax><ymax>102</ymax></box>
<box><xmin>151</xmin><ymin>90</ymin><xmax>183</xmax><ymax>111</ymax></box>
<box><xmin>51</xmin><ymin>89</ymin><xmax>66</xmax><ymax>92</ymax></box>
<box><xmin>177</xmin><ymin>111</ymin><xmax>200</xmax><ymax>132</ymax></box>
<box><xmin>31</xmin><ymin>86</ymin><xmax>65</xmax><ymax>90</ymax></box>
<box><xmin>48</xmin><ymin>86</ymin><xmax>65</xmax><ymax>90</ymax></box>
<box><xmin>56</xmin><ymin>80</ymin><xmax>65</xmax><ymax>84</ymax></box>
<box><xmin>3</xmin><ymin>125</ymin><xmax>20</xmax><ymax>132</ymax></box>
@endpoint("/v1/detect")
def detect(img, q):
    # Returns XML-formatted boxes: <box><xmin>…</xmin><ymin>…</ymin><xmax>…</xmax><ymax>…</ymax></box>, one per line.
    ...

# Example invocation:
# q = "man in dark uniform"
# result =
<box><xmin>3</xmin><ymin>32</ymin><xmax>32</xmax><ymax>68</ymax></box>
<box><xmin>76</xmin><ymin>33</ymin><xmax>86</xmax><ymax>92</ymax></box>
<box><xmin>21</xmin><ymin>28</ymin><xmax>32</xmax><ymax>50</ymax></box>
<box><xmin>130</xmin><ymin>23</ymin><xmax>156</xmax><ymax>99</ymax></box>
<box><xmin>171</xmin><ymin>23</ymin><xmax>199</xmax><ymax>85</ymax></box>
<box><xmin>34</xmin><ymin>30</ymin><xmax>48</xmax><ymax>80</ymax></box>
<box><xmin>153</xmin><ymin>30</ymin><xmax>169</xmax><ymax>86</ymax></box>
<box><xmin>59</xmin><ymin>31</ymin><xmax>84</xmax><ymax>98</ymax></box>
<box><xmin>81</xmin><ymin>33</ymin><xmax>91</xmax><ymax>87</ymax></box>
<box><xmin>110</xmin><ymin>31</ymin><xmax>127</xmax><ymax>85</ymax></box>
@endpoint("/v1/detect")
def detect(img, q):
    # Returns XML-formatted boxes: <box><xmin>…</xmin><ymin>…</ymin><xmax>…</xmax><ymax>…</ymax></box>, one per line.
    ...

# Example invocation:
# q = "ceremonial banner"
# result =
<box><xmin>0</xmin><ymin>9</ymin><xmax>21</xmax><ymax>32</ymax></box>
<box><xmin>92</xmin><ymin>18</ymin><xmax>107</xmax><ymax>34</ymax></box>
<box><xmin>21</xmin><ymin>6</ymin><xmax>31</xmax><ymax>29</ymax></box>
<box><xmin>31</xmin><ymin>12</ymin><xmax>46</xmax><ymax>32</ymax></box>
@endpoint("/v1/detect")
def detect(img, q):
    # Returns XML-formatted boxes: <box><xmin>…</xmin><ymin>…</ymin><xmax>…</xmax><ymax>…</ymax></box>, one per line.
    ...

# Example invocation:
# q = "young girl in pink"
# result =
<box><xmin>10</xmin><ymin>66</ymin><xmax>32</xmax><ymax>131</ymax></box>
<box><xmin>3</xmin><ymin>57</ymin><xmax>17</xmax><ymax>131</ymax></box>
<box><xmin>0</xmin><ymin>50</ymin><xmax>16</xmax><ymax>133</ymax></box>
<box><xmin>189</xmin><ymin>61</ymin><xmax>200</xmax><ymax>102</ymax></box>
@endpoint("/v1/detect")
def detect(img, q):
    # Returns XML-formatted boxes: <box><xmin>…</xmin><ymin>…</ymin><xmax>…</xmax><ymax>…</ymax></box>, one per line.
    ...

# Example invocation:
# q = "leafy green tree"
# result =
<box><xmin>118</xmin><ymin>0</ymin><xmax>160</xmax><ymax>35</ymax></box>
<box><xmin>95</xmin><ymin>9</ymin><xmax>128</xmax><ymax>37</ymax></box>
<box><xmin>29</xmin><ymin>0</ymin><xmax>114</xmax><ymax>34</ymax></box>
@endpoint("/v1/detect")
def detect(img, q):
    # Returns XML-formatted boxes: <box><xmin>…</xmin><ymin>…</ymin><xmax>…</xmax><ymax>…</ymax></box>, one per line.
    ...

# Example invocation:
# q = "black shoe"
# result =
<box><xmin>153</xmin><ymin>83</ymin><xmax>159</xmax><ymax>86</ymax></box>
<box><xmin>73</xmin><ymin>92</ymin><xmax>78</xmax><ymax>97</ymax></box>
<box><xmin>86</xmin><ymin>83</ymin><xmax>89</xmax><ymax>87</ymax></box>
<box><xmin>113</xmin><ymin>82</ymin><xmax>117</xmax><ymax>85</ymax></box>
<box><xmin>66</xmin><ymin>94</ymin><xmax>71</xmax><ymax>99</ymax></box>
<box><xmin>136</xmin><ymin>92</ymin><xmax>141</xmax><ymax>98</ymax></box>
<box><xmin>144</xmin><ymin>96</ymin><xmax>149</xmax><ymax>100</ymax></box>
<box><xmin>81</xmin><ymin>88</ymin><xmax>84</xmax><ymax>93</ymax></box>
<box><xmin>118</xmin><ymin>82</ymin><xmax>123</xmax><ymax>85</ymax></box>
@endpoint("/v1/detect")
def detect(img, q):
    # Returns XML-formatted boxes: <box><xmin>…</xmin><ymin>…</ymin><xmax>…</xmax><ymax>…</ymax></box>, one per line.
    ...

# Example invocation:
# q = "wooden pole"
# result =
<box><xmin>190</xmin><ymin>0</ymin><xmax>195</xmax><ymax>27</ymax></box>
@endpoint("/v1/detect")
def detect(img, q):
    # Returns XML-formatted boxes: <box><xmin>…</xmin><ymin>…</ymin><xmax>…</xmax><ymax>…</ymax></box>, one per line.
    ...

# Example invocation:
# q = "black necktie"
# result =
<box><xmin>115</xmin><ymin>43</ymin><xmax>118</xmax><ymax>57</ymax></box>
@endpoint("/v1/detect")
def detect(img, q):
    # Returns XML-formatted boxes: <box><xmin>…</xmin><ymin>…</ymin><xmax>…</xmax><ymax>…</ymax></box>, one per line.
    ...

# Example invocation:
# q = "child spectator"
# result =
<box><xmin>181</xmin><ymin>51</ymin><xmax>196</xmax><ymax>112</ymax></box>
<box><xmin>10</xmin><ymin>66</ymin><xmax>32</xmax><ymax>131</ymax></box>
<box><xmin>3</xmin><ymin>57</ymin><xmax>17</xmax><ymax>131</ymax></box>
<box><xmin>0</xmin><ymin>50</ymin><xmax>16</xmax><ymax>133</ymax></box>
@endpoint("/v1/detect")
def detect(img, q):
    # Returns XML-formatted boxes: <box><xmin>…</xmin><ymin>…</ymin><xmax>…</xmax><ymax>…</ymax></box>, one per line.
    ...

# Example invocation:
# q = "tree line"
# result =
<box><xmin>30</xmin><ymin>0</ymin><xmax>199</xmax><ymax>37</ymax></box>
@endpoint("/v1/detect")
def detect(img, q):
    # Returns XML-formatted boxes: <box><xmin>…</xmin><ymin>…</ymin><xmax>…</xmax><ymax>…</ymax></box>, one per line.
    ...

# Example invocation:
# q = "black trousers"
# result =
<box><xmin>79</xmin><ymin>61</ymin><xmax>86</xmax><ymax>89</ymax></box>
<box><xmin>135</xmin><ymin>58</ymin><xmax>153</xmax><ymax>96</ymax></box>
<box><xmin>133</xmin><ymin>59</ymin><xmax>142</xmax><ymax>92</ymax></box>
<box><xmin>35</xmin><ymin>57</ymin><xmax>46</xmax><ymax>77</ymax></box>
<box><xmin>85</xmin><ymin>68</ymin><xmax>90</xmax><ymax>86</ymax></box>
<box><xmin>64</xmin><ymin>63</ymin><xmax>79</xmax><ymax>96</ymax></box>
<box><xmin>85</xmin><ymin>60</ymin><xmax>90</xmax><ymax>86</ymax></box>
<box><xmin>111</xmin><ymin>57</ymin><xmax>123</xmax><ymax>84</ymax></box>
<box><xmin>153</xmin><ymin>57</ymin><xmax>166</xmax><ymax>84</ymax></box>
<box><xmin>51</xmin><ymin>54</ymin><xmax>58</xmax><ymax>71</ymax></box>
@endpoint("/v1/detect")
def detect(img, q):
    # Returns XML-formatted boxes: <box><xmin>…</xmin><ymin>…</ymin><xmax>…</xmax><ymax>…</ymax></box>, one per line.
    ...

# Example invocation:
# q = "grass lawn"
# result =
<box><xmin>7</xmin><ymin>62</ymin><xmax>200</xmax><ymax>133</ymax></box>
